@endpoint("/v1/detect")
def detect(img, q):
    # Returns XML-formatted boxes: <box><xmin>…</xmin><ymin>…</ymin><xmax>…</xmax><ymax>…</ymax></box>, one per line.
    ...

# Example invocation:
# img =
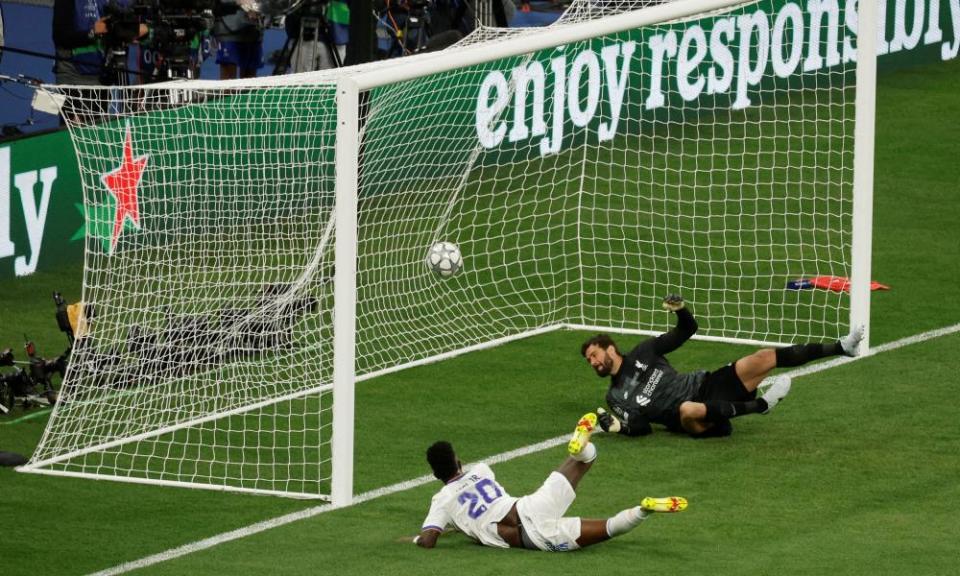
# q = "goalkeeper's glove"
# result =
<box><xmin>662</xmin><ymin>294</ymin><xmax>685</xmax><ymax>312</ymax></box>
<box><xmin>597</xmin><ymin>407</ymin><xmax>621</xmax><ymax>433</ymax></box>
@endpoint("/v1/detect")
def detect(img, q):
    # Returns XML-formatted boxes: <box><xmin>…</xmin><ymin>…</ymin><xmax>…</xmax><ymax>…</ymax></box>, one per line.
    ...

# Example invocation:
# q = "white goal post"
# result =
<box><xmin>20</xmin><ymin>0</ymin><xmax>876</xmax><ymax>504</ymax></box>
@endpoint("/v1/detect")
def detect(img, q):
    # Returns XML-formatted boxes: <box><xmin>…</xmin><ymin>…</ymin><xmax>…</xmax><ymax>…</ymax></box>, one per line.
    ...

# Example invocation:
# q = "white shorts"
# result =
<box><xmin>515</xmin><ymin>471</ymin><xmax>582</xmax><ymax>552</ymax></box>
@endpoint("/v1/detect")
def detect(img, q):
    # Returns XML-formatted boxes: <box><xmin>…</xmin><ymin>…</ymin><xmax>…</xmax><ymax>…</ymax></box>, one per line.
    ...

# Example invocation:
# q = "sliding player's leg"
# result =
<box><xmin>553</xmin><ymin>411</ymin><xmax>599</xmax><ymax>489</ymax></box>
<box><xmin>683</xmin><ymin>326</ymin><xmax>865</xmax><ymax>435</ymax></box>
<box><xmin>512</xmin><ymin>413</ymin><xmax>599</xmax><ymax>551</ymax></box>
<box><xmin>517</xmin><ymin>460</ymin><xmax>591</xmax><ymax>549</ymax></box>
<box><xmin>679</xmin><ymin>376</ymin><xmax>792</xmax><ymax>437</ymax></box>
<box><xmin>678</xmin><ymin>364</ymin><xmax>767</xmax><ymax>436</ymax></box>
<box><xmin>567</xmin><ymin>413</ymin><xmax>597</xmax><ymax>461</ymax></box>
<box><xmin>735</xmin><ymin>325</ymin><xmax>865</xmax><ymax>391</ymax></box>
<box><xmin>576</xmin><ymin>497</ymin><xmax>689</xmax><ymax>548</ymax></box>
<box><xmin>563</xmin><ymin>413</ymin><xmax>687</xmax><ymax>549</ymax></box>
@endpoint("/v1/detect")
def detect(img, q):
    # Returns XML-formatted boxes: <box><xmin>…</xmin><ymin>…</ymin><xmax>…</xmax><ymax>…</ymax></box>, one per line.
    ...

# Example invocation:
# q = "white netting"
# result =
<box><xmin>355</xmin><ymin>0</ymin><xmax>855</xmax><ymax>356</ymax></box>
<box><xmin>28</xmin><ymin>85</ymin><xmax>340</xmax><ymax>497</ymax></box>
<box><xmin>26</xmin><ymin>0</ymin><xmax>859</xmax><ymax>497</ymax></box>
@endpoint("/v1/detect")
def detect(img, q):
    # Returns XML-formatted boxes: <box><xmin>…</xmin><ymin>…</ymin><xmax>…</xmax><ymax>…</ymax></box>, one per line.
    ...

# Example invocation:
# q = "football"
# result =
<box><xmin>425</xmin><ymin>241</ymin><xmax>463</xmax><ymax>278</ymax></box>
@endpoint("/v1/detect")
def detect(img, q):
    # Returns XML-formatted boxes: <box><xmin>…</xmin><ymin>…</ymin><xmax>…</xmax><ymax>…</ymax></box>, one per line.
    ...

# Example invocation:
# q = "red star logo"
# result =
<box><xmin>101</xmin><ymin>125</ymin><xmax>148</xmax><ymax>253</ymax></box>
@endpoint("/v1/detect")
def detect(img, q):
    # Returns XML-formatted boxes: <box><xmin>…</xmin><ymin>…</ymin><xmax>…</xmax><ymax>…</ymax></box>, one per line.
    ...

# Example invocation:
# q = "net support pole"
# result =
<box><xmin>850</xmin><ymin>0</ymin><xmax>877</xmax><ymax>351</ymax></box>
<box><xmin>331</xmin><ymin>78</ymin><xmax>360</xmax><ymax>506</ymax></box>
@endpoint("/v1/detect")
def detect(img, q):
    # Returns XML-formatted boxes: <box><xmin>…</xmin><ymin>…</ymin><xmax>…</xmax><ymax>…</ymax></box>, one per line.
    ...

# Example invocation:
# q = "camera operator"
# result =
<box><xmin>213</xmin><ymin>0</ymin><xmax>265</xmax><ymax>79</ymax></box>
<box><xmin>375</xmin><ymin>0</ymin><xmax>428</xmax><ymax>58</ymax></box>
<box><xmin>52</xmin><ymin>0</ymin><xmax>148</xmax><ymax>121</ymax></box>
<box><xmin>374</xmin><ymin>0</ymin><xmax>469</xmax><ymax>59</ymax></box>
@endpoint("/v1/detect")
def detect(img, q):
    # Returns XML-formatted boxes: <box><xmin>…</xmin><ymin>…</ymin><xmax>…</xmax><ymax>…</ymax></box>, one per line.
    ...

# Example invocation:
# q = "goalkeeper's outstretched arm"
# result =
<box><xmin>653</xmin><ymin>294</ymin><xmax>698</xmax><ymax>356</ymax></box>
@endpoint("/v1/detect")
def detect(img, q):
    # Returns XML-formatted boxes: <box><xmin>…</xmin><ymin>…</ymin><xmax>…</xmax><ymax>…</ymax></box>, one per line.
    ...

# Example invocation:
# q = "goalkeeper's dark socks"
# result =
<box><xmin>775</xmin><ymin>343</ymin><xmax>843</xmax><ymax>367</ymax></box>
<box><xmin>705</xmin><ymin>400</ymin><xmax>765</xmax><ymax>422</ymax></box>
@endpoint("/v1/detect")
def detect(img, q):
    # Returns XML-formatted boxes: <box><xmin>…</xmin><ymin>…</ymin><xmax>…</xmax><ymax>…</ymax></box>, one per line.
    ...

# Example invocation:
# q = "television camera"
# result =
<box><xmin>0</xmin><ymin>343</ymin><xmax>64</xmax><ymax>414</ymax></box>
<box><xmin>100</xmin><ymin>0</ymin><xmax>216</xmax><ymax>83</ymax></box>
<box><xmin>0</xmin><ymin>292</ymin><xmax>77</xmax><ymax>414</ymax></box>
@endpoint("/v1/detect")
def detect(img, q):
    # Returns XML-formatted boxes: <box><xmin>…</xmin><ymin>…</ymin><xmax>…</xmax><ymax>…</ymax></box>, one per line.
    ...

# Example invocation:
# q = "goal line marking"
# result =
<box><xmin>87</xmin><ymin>322</ymin><xmax>960</xmax><ymax>576</ymax></box>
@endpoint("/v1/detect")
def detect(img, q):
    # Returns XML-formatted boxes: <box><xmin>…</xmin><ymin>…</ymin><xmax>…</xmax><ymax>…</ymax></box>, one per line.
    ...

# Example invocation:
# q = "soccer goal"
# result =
<box><xmin>20</xmin><ymin>0</ymin><xmax>876</xmax><ymax>502</ymax></box>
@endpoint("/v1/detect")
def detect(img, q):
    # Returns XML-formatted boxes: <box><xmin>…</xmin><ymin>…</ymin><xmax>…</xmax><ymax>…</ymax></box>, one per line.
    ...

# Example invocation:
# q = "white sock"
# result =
<box><xmin>605</xmin><ymin>506</ymin><xmax>648</xmax><ymax>537</ymax></box>
<box><xmin>571</xmin><ymin>442</ymin><xmax>596</xmax><ymax>463</ymax></box>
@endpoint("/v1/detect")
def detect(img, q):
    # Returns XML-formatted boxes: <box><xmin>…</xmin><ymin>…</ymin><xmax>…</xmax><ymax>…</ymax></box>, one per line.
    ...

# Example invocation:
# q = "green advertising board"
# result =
<box><xmin>876</xmin><ymin>0</ymin><xmax>960</xmax><ymax>69</ymax></box>
<box><xmin>0</xmin><ymin>130</ymin><xmax>84</xmax><ymax>279</ymax></box>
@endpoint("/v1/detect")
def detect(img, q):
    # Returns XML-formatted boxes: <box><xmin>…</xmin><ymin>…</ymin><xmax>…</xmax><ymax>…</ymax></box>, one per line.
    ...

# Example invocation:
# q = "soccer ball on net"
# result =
<box><xmin>425</xmin><ymin>241</ymin><xmax>463</xmax><ymax>278</ymax></box>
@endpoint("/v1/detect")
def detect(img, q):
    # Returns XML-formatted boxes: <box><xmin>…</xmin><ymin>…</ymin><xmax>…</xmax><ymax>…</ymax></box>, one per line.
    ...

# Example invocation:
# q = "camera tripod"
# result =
<box><xmin>101</xmin><ymin>44</ymin><xmax>134</xmax><ymax>86</ymax></box>
<box><xmin>273</xmin><ymin>8</ymin><xmax>344</xmax><ymax>74</ymax></box>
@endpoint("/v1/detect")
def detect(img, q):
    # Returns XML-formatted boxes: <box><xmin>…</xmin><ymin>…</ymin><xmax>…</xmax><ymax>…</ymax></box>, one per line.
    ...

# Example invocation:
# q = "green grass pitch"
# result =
<box><xmin>2</xmin><ymin>57</ymin><xmax>959</xmax><ymax>575</ymax></box>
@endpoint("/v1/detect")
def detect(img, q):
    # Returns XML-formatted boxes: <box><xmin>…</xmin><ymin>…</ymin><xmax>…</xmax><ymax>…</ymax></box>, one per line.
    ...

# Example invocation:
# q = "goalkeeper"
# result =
<box><xmin>580</xmin><ymin>295</ymin><xmax>864</xmax><ymax>438</ymax></box>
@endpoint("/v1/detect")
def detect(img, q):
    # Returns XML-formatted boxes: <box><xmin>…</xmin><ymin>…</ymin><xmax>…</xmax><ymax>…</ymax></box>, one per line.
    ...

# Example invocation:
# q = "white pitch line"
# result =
<box><xmin>87</xmin><ymin>436</ymin><xmax>569</xmax><ymax>576</ymax></box>
<box><xmin>87</xmin><ymin>323</ymin><xmax>960</xmax><ymax>576</ymax></box>
<box><xmin>783</xmin><ymin>322</ymin><xmax>960</xmax><ymax>379</ymax></box>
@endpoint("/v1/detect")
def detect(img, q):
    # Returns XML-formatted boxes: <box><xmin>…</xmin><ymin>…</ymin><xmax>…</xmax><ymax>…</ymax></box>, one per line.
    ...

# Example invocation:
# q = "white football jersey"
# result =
<box><xmin>421</xmin><ymin>463</ymin><xmax>518</xmax><ymax>548</ymax></box>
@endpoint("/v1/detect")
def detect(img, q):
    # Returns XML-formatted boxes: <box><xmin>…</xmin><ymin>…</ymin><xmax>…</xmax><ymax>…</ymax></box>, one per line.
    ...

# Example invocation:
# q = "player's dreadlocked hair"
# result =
<box><xmin>426</xmin><ymin>441</ymin><xmax>459</xmax><ymax>482</ymax></box>
<box><xmin>581</xmin><ymin>334</ymin><xmax>618</xmax><ymax>357</ymax></box>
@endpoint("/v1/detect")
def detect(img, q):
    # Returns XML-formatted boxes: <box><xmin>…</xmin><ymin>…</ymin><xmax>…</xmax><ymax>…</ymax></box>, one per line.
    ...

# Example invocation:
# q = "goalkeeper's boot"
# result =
<box><xmin>567</xmin><ymin>412</ymin><xmax>597</xmax><ymax>456</ymax></box>
<box><xmin>761</xmin><ymin>376</ymin><xmax>792</xmax><ymax>414</ymax></box>
<box><xmin>641</xmin><ymin>497</ymin><xmax>688</xmax><ymax>513</ymax></box>
<box><xmin>841</xmin><ymin>325</ymin><xmax>865</xmax><ymax>357</ymax></box>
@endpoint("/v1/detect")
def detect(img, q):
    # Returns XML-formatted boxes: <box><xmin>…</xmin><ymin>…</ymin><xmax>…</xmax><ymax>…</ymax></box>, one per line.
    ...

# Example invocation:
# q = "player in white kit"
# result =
<box><xmin>413</xmin><ymin>413</ymin><xmax>687</xmax><ymax>551</ymax></box>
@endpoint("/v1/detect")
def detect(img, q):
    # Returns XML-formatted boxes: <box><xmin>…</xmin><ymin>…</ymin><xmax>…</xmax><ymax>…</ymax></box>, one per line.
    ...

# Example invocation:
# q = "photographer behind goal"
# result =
<box><xmin>213</xmin><ymin>0</ymin><xmax>265</xmax><ymax>78</ymax></box>
<box><xmin>374</xmin><ymin>0</ymin><xmax>474</xmax><ymax>60</ymax></box>
<box><xmin>52</xmin><ymin>0</ymin><xmax>148</xmax><ymax>121</ymax></box>
<box><xmin>270</xmin><ymin>0</ymin><xmax>350</xmax><ymax>73</ymax></box>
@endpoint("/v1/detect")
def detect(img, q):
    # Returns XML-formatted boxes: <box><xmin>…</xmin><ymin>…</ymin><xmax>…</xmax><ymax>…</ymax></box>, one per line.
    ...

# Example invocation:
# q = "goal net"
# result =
<box><xmin>22</xmin><ymin>0</ymin><xmax>874</xmax><ymax>500</ymax></box>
